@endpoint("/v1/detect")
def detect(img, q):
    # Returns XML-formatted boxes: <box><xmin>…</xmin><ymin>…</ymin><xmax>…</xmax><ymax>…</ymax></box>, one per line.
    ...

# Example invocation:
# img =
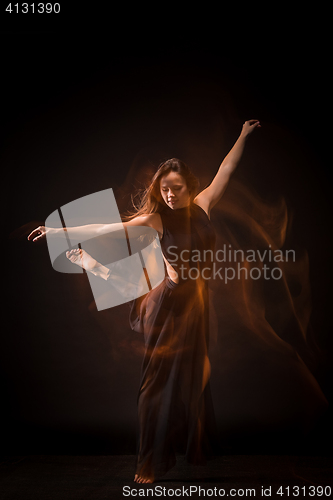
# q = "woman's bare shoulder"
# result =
<box><xmin>124</xmin><ymin>213</ymin><xmax>163</xmax><ymax>235</ymax></box>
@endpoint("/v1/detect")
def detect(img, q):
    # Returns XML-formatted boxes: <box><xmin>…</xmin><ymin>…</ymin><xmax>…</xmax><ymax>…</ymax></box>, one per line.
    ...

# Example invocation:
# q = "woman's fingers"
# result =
<box><xmin>27</xmin><ymin>227</ymin><xmax>41</xmax><ymax>241</ymax></box>
<box><xmin>250</xmin><ymin>122</ymin><xmax>261</xmax><ymax>130</ymax></box>
<box><xmin>66</xmin><ymin>249</ymin><xmax>84</xmax><ymax>267</ymax></box>
<box><xmin>246</xmin><ymin>119</ymin><xmax>261</xmax><ymax>128</ymax></box>
<box><xmin>27</xmin><ymin>226</ymin><xmax>46</xmax><ymax>242</ymax></box>
<box><xmin>31</xmin><ymin>232</ymin><xmax>43</xmax><ymax>242</ymax></box>
<box><xmin>247</xmin><ymin>119</ymin><xmax>260</xmax><ymax>125</ymax></box>
<box><xmin>243</xmin><ymin>119</ymin><xmax>260</xmax><ymax>125</ymax></box>
<box><xmin>242</xmin><ymin>119</ymin><xmax>261</xmax><ymax>135</ymax></box>
<box><xmin>66</xmin><ymin>248</ymin><xmax>80</xmax><ymax>258</ymax></box>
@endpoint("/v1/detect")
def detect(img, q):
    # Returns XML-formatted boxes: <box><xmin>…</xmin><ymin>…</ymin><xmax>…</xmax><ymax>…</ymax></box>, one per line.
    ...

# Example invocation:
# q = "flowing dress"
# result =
<box><xmin>129</xmin><ymin>201</ymin><xmax>217</xmax><ymax>480</ymax></box>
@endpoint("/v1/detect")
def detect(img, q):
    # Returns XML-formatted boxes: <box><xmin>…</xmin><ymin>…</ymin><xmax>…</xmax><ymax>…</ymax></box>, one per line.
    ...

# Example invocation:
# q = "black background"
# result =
<box><xmin>2</xmin><ymin>8</ymin><xmax>332</xmax><ymax>457</ymax></box>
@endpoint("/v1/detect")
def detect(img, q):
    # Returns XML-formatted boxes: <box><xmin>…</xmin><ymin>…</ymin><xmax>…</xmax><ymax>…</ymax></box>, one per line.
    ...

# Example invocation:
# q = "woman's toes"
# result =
<box><xmin>133</xmin><ymin>474</ymin><xmax>153</xmax><ymax>483</ymax></box>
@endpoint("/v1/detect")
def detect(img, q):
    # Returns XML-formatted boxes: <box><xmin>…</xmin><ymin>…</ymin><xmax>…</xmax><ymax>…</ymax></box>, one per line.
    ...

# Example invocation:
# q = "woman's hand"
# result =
<box><xmin>241</xmin><ymin>119</ymin><xmax>261</xmax><ymax>137</ymax></box>
<box><xmin>66</xmin><ymin>248</ymin><xmax>98</xmax><ymax>272</ymax></box>
<box><xmin>27</xmin><ymin>225</ymin><xmax>50</xmax><ymax>242</ymax></box>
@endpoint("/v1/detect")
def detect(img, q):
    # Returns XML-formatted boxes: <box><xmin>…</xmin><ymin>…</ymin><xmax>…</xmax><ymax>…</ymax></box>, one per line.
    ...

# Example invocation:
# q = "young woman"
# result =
<box><xmin>28</xmin><ymin>119</ymin><xmax>261</xmax><ymax>483</ymax></box>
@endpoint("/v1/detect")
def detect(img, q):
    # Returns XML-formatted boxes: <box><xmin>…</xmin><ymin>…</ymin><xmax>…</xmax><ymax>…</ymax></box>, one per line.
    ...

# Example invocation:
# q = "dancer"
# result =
<box><xmin>28</xmin><ymin>119</ymin><xmax>261</xmax><ymax>483</ymax></box>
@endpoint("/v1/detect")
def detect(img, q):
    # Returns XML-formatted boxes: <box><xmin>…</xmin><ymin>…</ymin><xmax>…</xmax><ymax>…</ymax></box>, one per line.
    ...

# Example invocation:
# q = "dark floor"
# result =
<box><xmin>0</xmin><ymin>455</ymin><xmax>332</xmax><ymax>500</ymax></box>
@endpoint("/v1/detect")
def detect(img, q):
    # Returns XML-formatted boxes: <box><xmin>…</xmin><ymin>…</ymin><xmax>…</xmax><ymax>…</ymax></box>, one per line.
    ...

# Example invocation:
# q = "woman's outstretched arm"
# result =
<box><xmin>27</xmin><ymin>214</ymin><xmax>158</xmax><ymax>243</ymax></box>
<box><xmin>194</xmin><ymin>119</ymin><xmax>261</xmax><ymax>215</ymax></box>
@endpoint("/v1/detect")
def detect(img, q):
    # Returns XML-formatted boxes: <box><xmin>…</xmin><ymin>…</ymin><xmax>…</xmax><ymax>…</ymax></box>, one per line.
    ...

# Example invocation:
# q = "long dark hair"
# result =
<box><xmin>123</xmin><ymin>158</ymin><xmax>200</xmax><ymax>220</ymax></box>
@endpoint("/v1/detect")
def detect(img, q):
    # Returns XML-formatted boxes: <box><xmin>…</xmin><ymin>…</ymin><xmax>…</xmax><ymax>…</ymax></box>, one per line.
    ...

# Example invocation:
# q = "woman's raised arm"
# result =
<box><xmin>194</xmin><ymin>119</ymin><xmax>261</xmax><ymax>215</ymax></box>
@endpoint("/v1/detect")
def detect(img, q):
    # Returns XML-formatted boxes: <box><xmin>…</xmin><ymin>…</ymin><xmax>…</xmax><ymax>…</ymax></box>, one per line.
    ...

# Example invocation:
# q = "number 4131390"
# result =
<box><xmin>5</xmin><ymin>3</ymin><xmax>60</xmax><ymax>13</ymax></box>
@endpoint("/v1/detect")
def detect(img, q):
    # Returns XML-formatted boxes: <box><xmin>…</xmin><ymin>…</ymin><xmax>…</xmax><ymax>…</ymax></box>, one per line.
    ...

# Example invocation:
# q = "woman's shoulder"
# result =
<box><xmin>124</xmin><ymin>212</ymin><xmax>163</xmax><ymax>239</ymax></box>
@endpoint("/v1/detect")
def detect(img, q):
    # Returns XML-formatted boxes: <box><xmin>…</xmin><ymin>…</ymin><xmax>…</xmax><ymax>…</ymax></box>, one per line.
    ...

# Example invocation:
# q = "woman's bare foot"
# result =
<box><xmin>134</xmin><ymin>473</ymin><xmax>153</xmax><ymax>483</ymax></box>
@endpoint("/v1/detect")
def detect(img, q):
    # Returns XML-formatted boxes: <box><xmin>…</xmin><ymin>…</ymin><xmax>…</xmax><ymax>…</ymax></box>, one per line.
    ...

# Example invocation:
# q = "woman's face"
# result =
<box><xmin>160</xmin><ymin>171</ymin><xmax>191</xmax><ymax>210</ymax></box>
